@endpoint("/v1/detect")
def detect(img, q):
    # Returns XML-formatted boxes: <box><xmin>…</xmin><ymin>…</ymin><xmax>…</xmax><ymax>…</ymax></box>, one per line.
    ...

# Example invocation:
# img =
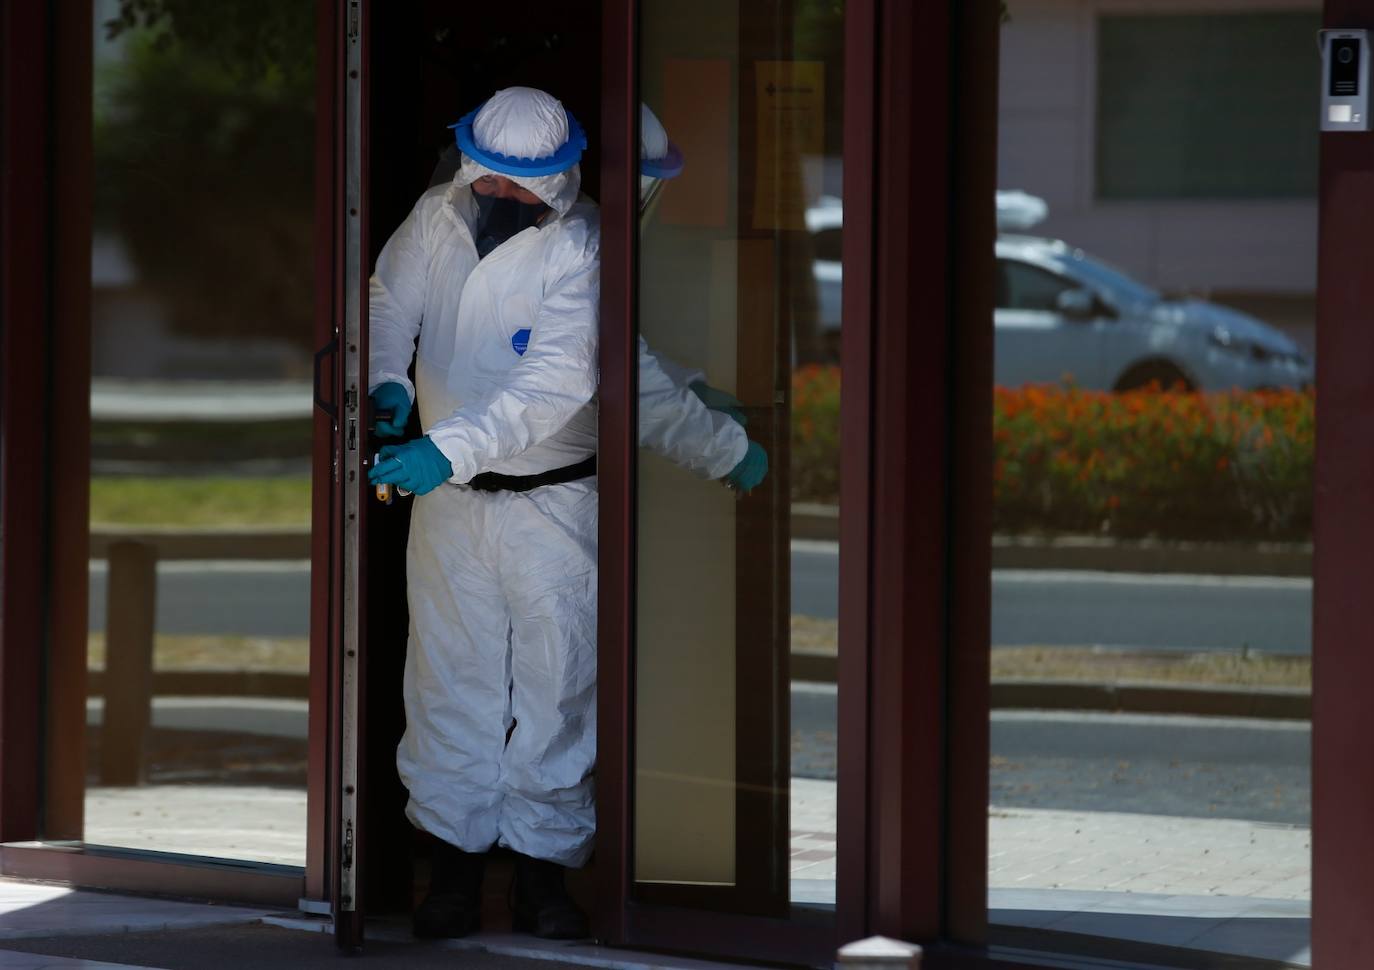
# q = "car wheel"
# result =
<box><xmin>1113</xmin><ymin>361</ymin><xmax>1195</xmax><ymax>393</ymax></box>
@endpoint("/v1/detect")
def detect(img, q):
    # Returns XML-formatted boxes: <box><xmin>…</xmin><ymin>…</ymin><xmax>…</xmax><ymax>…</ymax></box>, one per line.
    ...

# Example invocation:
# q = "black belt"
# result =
<box><xmin>467</xmin><ymin>455</ymin><xmax>597</xmax><ymax>493</ymax></box>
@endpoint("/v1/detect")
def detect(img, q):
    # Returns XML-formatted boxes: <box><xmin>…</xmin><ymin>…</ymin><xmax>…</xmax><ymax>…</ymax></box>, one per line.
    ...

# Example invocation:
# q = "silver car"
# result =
<box><xmin>808</xmin><ymin>197</ymin><xmax>1313</xmax><ymax>391</ymax></box>
<box><xmin>993</xmin><ymin>235</ymin><xmax>1312</xmax><ymax>391</ymax></box>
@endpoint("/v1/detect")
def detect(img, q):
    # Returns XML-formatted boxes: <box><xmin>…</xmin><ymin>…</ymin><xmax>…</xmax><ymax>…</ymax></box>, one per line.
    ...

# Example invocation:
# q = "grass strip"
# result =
<box><xmin>90</xmin><ymin>476</ymin><xmax>311</xmax><ymax>527</ymax></box>
<box><xmin>87</xmin><ymin>633</ymin><xmax>309</xmax><ymax>673</ymax></box>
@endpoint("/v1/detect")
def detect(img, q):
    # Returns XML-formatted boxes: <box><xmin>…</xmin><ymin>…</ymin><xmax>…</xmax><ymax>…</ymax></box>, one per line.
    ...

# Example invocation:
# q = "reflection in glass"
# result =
<box><xmin>990</xmin><ymin>6</ymin><xmax>1312</xmax><ymax>964</ymax></box>
<box><xmin>81</xmin><ymin>0</ymin><xmax>314</xmax><ymax>865</ymax></box>
<box><xmin>633</xmin><ymin>0</ymin><xmax>843</xmax><ymax>916</ymax></box>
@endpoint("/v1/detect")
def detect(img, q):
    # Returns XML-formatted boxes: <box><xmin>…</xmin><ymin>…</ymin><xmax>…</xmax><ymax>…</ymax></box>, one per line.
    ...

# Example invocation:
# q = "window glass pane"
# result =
<box><xmin>77</xmin><ymin>0</ymin><xmax>315</xmax><ymax>865</ymax></box>
<box><xmin>992</xmin><ymin>4</ymin><xmax>1313</xmax><ymax>965</ymax></box>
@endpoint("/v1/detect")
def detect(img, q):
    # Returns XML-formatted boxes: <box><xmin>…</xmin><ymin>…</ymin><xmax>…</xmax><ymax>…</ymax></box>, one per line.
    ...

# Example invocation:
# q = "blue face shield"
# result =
<box><xmin>473</xmin><ymin>192</ymin><xmax>548</xmax><ymax>258</ymax></box>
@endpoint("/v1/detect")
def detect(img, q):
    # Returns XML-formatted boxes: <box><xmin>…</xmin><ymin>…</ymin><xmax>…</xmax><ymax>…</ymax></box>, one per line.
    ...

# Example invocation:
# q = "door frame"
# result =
<box><xmin>308</xmin><ymin>0</ymin><xmax>345</xmax><ymax>908</ymax></box>
<box><xmin>0</xmin><ymin>0</ymin><xmax>52</xmax><ymax>847</ymax></box>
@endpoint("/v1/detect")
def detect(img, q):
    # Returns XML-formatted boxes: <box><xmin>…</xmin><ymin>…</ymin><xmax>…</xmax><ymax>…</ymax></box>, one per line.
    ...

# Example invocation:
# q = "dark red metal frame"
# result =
<box><xmin>594</xmin><ymin>0</ymin><xmax>637</xmax><ymax>947</ymax></box>
<box><xmin>0</xmin><ymin>0</ymin><xmax>49</xmax><ymax>846</ymax></box>
<box><xmin>308</xmin><ymin>0</ymin><xmax>343</xmax><ymax>905</ymax></box>
<box><xmin>852</xmin><ymin>0</ymin><xmax>998</xmax><ymax>952</ymax></box>
<box><xmin>0</xmin><ymin>0</ymin><xmax>51</xmax><ymax>846</ymax></box>
<box><xmin>46</xmin><ymin>0</ymin><xmax>94</xmax><ymax>845</ymax></box>
<box><xmin>1313</xmin><ymin>4</ymin><xmax>1374</xmax><ymax>969</ymax></box>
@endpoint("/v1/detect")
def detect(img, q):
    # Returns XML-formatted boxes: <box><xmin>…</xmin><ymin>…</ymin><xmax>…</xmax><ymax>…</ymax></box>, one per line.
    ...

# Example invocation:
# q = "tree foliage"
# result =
<box><xmin>105</xmin><ymin>0</ymin><xmax>314</xmax><ymax>88</ymax></box>
<box><xmin>97</xmin><ymin>4</ymin><xmax>317</xmax><ymax>353</ymax></box>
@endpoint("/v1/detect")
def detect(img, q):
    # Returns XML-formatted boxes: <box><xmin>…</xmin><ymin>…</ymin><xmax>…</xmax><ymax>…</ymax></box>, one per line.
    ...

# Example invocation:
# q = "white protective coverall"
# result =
<box><xmin>370</xmin><ymin>88</ymin><xmax>741</xmax><ymax>868</ymax></box>
<box><xmin>635</xmin><ymin>102</ymin><xmax>747</xmax><ymax>478</ymax></box>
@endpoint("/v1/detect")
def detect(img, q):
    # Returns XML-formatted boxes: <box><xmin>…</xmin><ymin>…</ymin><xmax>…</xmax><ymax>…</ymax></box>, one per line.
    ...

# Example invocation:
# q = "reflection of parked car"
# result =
<box><xmin>807</xmin><ymin>196</ymin><xmax>1314</xmax><ymax>391</ymax></box>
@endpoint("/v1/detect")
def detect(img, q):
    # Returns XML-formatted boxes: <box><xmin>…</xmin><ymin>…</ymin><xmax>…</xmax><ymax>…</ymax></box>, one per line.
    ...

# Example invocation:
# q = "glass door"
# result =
<box><xmin>37</xmin><ymin>0</ymin><xmax>321</xmax><ymax>884</ymax></box>
<box><xmin>617</xmin><ymin>0</ymin><xmax>848</xmax><ymax>954</ymax></box>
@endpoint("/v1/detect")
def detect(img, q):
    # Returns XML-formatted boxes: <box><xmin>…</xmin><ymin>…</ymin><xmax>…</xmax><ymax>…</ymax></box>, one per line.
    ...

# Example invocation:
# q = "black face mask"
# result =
<box><xmin>473</xmin><ymin>192</ymin><xmax>548</xmax><ymax>258</ymax></box>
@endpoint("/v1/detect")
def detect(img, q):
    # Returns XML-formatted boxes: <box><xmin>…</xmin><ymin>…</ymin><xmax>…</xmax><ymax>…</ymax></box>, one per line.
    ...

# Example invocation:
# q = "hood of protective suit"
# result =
<box><xmin>452</xmin><ymin>87</ymin><xmax>583</xmax><ymax>217</ymax></box>
<box><xmin>642</xmin><ymin>104</ymin><xmax>670</xmax><ymax>164</ymax></box>
<box><xmin>638</xmin><ymin>102</ymin><xmax>685</xmax><ymax>203</ymax></box>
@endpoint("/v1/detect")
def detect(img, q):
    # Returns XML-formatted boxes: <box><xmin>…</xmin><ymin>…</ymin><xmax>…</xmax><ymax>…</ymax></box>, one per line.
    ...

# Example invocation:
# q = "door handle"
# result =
<box><xmin>314</xmin><ymin>338</ymin><xmax>339</xmax><ymax>418</ymax></box>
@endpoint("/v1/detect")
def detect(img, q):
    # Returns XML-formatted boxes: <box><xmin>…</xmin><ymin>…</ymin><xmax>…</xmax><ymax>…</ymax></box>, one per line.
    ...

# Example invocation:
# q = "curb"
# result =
<box><xmin>989</xmin><ymin>679</ymin><xmax>1310</xmax><ymax>720</ymax></box>
<box><xmin>791</xmin><ymin>504</ymin><xmax>1312</xmax><ymax>577</ymax></box>
<box><xmin>990</xmin><ymin>535</ymin><xmax>1311</xmax><ymax>577</ymax></box>
<box><xmin>87</xmin><ymin>662</ymin><xmax>1312</xmax><ymax>722</ymax></box>
<box><xmin>793</xmin><ymin>653</ymin><xmax>1310</xmax><ymax>718</ymax></box>
<box><xmin>90</xmin><ymin>526</ymin><xmax>310</xmax><ymax>561</ymax></box>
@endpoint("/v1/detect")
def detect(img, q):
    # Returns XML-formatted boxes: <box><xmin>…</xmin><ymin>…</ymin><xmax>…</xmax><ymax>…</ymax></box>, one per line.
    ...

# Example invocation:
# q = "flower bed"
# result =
<box><xmin>791</xmin><ymin>367</ymin><xmax>1315</xmax><ymax>541</ymax></box>
<box><xmin>791</xmin><ymin>364</ymin><xmax>843</xmax><ymax>505</ymax></box>
<box><xmin>994</xmin><ymin>384</ymin><xmax>1313</xmax><ymax>540</ymax></box>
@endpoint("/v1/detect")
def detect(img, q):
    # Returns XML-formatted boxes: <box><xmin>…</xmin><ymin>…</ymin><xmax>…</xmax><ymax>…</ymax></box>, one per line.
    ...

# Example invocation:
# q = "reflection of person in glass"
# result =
<box><xmin>366</xmin><ymin>86</ymin><xmax>601</xmax><ymax>941</ymax></box>
<box><xmin>636</xmin><ymin>103</ymin><xmax>769</xmax><ymax>492</ymax></box>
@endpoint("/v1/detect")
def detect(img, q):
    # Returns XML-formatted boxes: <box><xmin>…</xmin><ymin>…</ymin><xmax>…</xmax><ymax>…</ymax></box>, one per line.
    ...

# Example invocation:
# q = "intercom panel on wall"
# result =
<box><xmin>1322</xmin><ymin>29</ymin><xmax>1371</xmax><ymax>132</ymax></box>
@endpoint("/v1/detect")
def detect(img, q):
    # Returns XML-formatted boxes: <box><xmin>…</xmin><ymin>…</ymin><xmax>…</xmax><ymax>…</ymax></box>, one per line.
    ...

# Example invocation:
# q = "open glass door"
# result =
<box><xmin>603</xmin><ymin>0</ymin><xmax>849</xmax><ymax>960</ymax></box>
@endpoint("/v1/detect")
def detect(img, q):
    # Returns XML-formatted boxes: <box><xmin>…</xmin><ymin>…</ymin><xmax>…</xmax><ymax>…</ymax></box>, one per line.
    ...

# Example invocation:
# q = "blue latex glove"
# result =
<box><xmin>368</xmin><ymin>436</ymin><xmax>454</xmax><ymax>496</ymax></box>
<box><xmin>690</xmin><ymin>381</ymin><xmax>747</xmax><ymax>426</ymax></box>
<box><xmin>724</xmin><ymin>441</ymin><xmax>768</xmax><ymax>494</ymax></box>
<box><xmin>370</xmin><ymin>382</ymin><xmax>412</xmax><ymax>438</ymax></box>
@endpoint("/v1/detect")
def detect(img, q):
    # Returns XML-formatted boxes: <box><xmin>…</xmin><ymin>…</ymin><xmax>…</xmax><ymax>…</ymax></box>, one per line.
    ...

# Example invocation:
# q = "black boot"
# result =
<box><xmin>511</xmin><ymin>854</ymin><xmax>589</xmax><ymax>940</ymax></box>
<box><xmin>413</xmin><ymin>841</ymin><xmax>486</xmax><ymax>939</ymax></box>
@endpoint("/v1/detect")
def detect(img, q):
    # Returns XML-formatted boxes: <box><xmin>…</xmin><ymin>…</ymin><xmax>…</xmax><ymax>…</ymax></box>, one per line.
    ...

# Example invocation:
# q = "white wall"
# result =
<box><xmin>998</xmin><ymin>0</ymin><xmax>1320</xmax><ymax>297</ymax></box>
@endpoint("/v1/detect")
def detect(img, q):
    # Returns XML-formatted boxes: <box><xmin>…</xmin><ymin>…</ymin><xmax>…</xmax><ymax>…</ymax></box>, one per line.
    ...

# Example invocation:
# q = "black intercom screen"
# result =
<box><xmin>1331</xmin><ymin>37</ymin><xmax>1361</xmax><ymax>96</ymax></box>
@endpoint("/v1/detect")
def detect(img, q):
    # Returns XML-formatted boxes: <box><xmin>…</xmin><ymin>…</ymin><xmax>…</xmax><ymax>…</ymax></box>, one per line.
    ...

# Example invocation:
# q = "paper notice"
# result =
<box><xmin>752</xmin><ymin>61</ymin><xmax>825</xmax><ymax>231</ymax></box>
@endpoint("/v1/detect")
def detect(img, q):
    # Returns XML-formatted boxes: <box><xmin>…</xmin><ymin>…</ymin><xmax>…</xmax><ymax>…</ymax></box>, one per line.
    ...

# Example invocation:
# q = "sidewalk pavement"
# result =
<box><xmin>55</xmin><ymin>778</ymin><xmax>1311</xmax><ymax>967</ymax></box>
<box><xmin>0</xmin><ymin>879</ymin><xmax>749</xmax><ymax>970</ymax></box>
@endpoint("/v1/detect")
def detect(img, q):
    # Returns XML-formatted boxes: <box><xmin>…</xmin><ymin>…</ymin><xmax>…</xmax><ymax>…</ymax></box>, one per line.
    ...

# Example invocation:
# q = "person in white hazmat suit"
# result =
<box><xmin>365</xmin><ymin>88</ymin><xmax>768</xmax><ymax>942</ymax></box>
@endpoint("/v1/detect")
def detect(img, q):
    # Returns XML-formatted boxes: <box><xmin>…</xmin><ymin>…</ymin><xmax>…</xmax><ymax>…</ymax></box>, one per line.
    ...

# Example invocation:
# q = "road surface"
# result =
<box><xmin>88</xmin><ymin>542</ymin><xmax>1312</xmax><ymax>653</ymax></box>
